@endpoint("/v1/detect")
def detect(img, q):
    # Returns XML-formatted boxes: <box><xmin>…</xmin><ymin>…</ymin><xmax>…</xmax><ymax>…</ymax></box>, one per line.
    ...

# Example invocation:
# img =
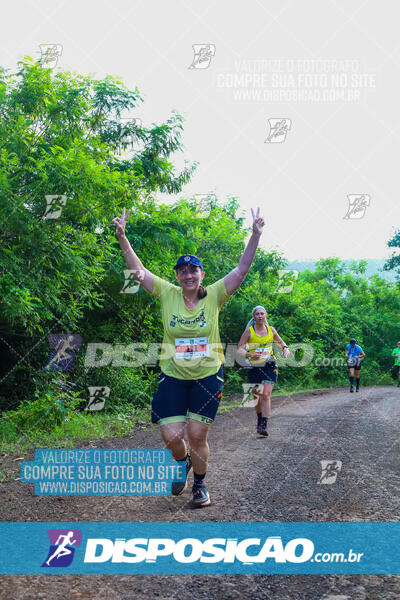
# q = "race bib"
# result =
<box><xmin>175</xmin><ymin>337</ymin><xmax>210</xmax><ymax>359</ymax></box>
<box><xmin>256</xmin><ymin>347</ymin><xmax>271</xmax><ymax>357</ymax></box>
<box><xmin>251</xmin><ymin>347</ymin><xmax>271</xmax><ymax>360</ymax></box>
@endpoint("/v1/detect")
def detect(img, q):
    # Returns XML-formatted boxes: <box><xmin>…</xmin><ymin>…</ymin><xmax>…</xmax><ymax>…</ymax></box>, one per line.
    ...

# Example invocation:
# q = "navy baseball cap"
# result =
<box><xmin>173</xmin><ymin>254</ymin><xmax>203</xmax><ymax>271</ymax></box>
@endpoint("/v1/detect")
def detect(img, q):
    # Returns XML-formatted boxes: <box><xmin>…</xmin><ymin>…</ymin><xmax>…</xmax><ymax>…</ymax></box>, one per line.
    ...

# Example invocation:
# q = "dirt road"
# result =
<box><xmin>1</xmin><ymin>386</ymin><xmax>400</xmax><ymax>599</ymax></box>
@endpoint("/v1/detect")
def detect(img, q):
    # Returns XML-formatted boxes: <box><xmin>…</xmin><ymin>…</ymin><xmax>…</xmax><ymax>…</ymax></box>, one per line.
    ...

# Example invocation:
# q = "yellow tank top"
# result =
<box><xmin>248</xmin><ymin>324</ymin><xmax>274</xmax><ymax>365</ymax></box>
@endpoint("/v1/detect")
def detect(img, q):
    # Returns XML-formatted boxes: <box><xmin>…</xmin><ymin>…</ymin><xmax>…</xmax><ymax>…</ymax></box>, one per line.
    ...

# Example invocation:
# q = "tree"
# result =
<box><xmin>0</xmin><ymin>57</ymin><xmax>197</xmax><ymax>408</ymax></box>
<box><xmin>384</xmin><ymin>229</ymin><xmax>400</xmax><ymax>280</ymax></box>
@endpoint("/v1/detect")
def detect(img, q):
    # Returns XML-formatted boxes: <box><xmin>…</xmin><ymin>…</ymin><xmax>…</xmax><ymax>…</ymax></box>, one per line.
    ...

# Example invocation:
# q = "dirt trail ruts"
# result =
<box><xmin>1</xmin><ymin>386</ymin><xmax>399</xmax><ymax>599</ymax></box>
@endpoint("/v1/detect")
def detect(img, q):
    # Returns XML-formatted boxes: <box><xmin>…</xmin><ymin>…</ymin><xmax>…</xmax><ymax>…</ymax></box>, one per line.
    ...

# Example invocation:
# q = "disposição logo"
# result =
<box><xmin>42</xmin><ymin>529</ymin><xmax>82</xmax><ymax>567</ymax></box>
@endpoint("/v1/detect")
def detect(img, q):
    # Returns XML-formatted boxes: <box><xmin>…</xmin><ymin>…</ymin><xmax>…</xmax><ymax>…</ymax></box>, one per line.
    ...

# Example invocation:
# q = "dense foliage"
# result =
<box><xmin>1</xmin><ymin>59</ymin><xmax>399</xmax><ymax>447</ymax></box>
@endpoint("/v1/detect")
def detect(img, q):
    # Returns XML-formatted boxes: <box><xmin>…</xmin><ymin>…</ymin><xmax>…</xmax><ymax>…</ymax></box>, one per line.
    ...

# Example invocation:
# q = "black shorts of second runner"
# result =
<box><xmin>347</xmin><ymin>359</ymin><xmax>362</xmax><ymax>370</ymax></box>
<box><xmin>151</xmin><ymin>365</ymin><xmax>224</xmax><ymax>426</ymax></box>
<box><xmin>247</xmin><ymin>361</ymin><xmax>278</xmax><ymax>385</ymax></box>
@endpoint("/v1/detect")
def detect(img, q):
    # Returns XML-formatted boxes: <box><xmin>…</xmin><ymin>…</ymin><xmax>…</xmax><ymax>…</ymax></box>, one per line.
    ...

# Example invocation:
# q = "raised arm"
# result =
<box><xmin>224</xmin><ymin>207</ymin><xmax>265</xmax><ymax>296</ymax></box>
<box><xmin>112</xmin><ymin>207</ymin><xmax>155</xmax><ymax>294</ymax></box>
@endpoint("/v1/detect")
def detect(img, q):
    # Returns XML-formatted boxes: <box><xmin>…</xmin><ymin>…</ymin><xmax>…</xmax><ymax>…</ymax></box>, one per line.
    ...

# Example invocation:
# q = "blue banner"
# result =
<box><xmin>0</xmin><ymin>522</ymin><xmax>399</xmax><ymax>574</ymax></box>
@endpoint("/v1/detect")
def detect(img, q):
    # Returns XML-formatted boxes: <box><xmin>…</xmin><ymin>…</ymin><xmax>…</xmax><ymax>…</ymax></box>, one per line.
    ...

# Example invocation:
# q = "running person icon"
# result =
<box><xmin>391</xmin><ymin>341</ymin><xmax>400</xmax><ymax>387</ymax></box>
<box><xmin>236</xmin><ymin>306</ymin><xmax>290</xmax><ymax>436</ymax></box>
<box><xmin>45</xmin><ymin>531</ymin><xmax>77</xmax><ymax>566</ymax></box>
<box><xmin>345</xmin><ymin>338</ymin><xmax>365</xmax><ymax>392</ymax></box>
<box><xmin>113</xmin><ymin>206</ymin><xmax>265</xmax><ymax>507</ymax></box>
<box><xmin>44</xmin><ymin>334</ymin><xmax>77</xmax><ymax>371</ymax></box>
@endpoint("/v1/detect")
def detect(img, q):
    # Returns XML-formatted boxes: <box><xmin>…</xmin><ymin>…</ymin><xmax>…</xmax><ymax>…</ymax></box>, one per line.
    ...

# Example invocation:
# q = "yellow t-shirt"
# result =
<box><xmin>247</xmin><ymin>324</ymin><xmax>275</xmax><ymax>365</ymax></box>
<box><xmin>151</xmin><ymin>275</ymin><xmax>230</xmax><ymax>380</ymax></box>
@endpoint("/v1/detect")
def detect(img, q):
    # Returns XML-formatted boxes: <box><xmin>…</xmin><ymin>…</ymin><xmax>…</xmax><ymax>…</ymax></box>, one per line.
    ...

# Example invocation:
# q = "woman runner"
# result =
<box><xmin>237</xmin><ymin>306</ymin><xmax>290</xmax><ymax>436</ymax></box>
<box><xmin>112</xmin><ymin>206</ymin><xmax>265</xmax><ymax>507</ymax></box>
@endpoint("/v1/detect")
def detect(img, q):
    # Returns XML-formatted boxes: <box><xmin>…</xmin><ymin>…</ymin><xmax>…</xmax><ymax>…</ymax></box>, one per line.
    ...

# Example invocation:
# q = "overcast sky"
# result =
<box><xmin>2</xmin><ymin>0</ymin><xmax>399</xmax><ymax>261</ymax></box>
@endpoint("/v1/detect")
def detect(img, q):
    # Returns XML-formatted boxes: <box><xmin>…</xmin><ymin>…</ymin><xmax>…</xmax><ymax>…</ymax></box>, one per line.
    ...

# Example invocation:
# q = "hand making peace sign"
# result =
<box><xmin>112</xmin><ymin>207</ymin><xmax>131</xmax><ymax>239</ymax></box>
<box><xmin>251</xmin><ymin>207</ymin><xmax>265</xmax><ymax>235</ymax></box>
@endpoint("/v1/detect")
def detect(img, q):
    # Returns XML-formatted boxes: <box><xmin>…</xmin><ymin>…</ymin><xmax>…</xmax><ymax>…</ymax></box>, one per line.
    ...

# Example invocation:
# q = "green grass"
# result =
<box><xmin>0</xmin><ymin>407</ymin><xmax>154</xmax><ymax>454</ymax></box>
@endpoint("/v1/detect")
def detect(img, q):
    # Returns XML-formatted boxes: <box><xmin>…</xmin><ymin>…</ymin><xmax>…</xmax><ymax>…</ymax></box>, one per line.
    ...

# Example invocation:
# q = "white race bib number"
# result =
<box><xmin>348</xmin><ymin>357</ymin><xmax>359</xmax><ymax>366</ymax></box>
<box><xmin>253</xmin><ymin>347</ymin><xmax>271</xmax><ymax>359</ymax></box>
<box><xmin>175</xmin><ymin>337</ymin><xmax>210</xmax><ymax>359</ymax></box>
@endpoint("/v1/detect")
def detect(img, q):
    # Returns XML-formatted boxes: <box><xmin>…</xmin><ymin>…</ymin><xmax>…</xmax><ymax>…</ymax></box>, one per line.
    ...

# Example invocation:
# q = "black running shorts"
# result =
<box><xmin>347</xmin><ymin>358</ymin><xmax>362</xmax><ymax>370</ymax></box>
<box><xmin>247</xmin><ymin>361</ymin><xmax>278</xmax><ymax>385</ymax></box>
<box><xmin>151</xmin><ymin>366</ymin><xmax>224</xmax><ymax>426</ymax></box>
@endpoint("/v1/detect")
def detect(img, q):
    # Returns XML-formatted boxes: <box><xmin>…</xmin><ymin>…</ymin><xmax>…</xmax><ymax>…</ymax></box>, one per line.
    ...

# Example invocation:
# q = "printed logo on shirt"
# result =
<box><xmin>169</xmin><ymin>310</ymin><xmax>206</xmax><ymax>328</ymax></box>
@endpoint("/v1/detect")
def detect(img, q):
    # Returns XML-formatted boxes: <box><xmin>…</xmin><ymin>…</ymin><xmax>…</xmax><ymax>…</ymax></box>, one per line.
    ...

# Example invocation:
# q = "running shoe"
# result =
<box><xmin>257</xmin><ymin>416</ymin><xmax>269</xmax><ymax>436</ymax></box>
<box><xmin>397</xmin><ymin>382</ymin><xmax>400</xmax><ymax>387</ymax></box>
<box><xmin>191</xmin><ymin>483</ymin><xmax>211</xmax><ymax>507</ymax></box>
<box><xmin>350</xmin><ymin>386</ymin><xmax>354</xmax><ymax>393</ymax></box>
<box><xmin>257</xmin><ymin>422</ymin><xmax>269</xmax><ymax>436</ymax></box>
<box><xmin>172</xmin><ymin>455</ymin><xmax>192</xmax><ymax>496</ymax></box>
<box><xmin>356</xmin><ymin>386</ymin><xmax>360</xmax><ymax>392</ymax></box>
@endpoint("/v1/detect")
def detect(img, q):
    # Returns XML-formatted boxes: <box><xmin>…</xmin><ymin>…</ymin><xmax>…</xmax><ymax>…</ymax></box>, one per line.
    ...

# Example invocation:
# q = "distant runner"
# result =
<box><xmin>113</xmin><ymin>206</ymin><xmax>265</xmax><ymax>507</ymax></box>
<box><xmin>391</xmin><ymin>341</ymin><xmax>400</xmax><ymax>387</ymax></box>
<box><xmin>345</xmin><ymin>338</ymin><xmax>365</xmax><ymax>392</ymax></box>
<box><xmin>237</xmin><ymin>306</ymin><xmax>290</xmax><ymax>436</ymax></box>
